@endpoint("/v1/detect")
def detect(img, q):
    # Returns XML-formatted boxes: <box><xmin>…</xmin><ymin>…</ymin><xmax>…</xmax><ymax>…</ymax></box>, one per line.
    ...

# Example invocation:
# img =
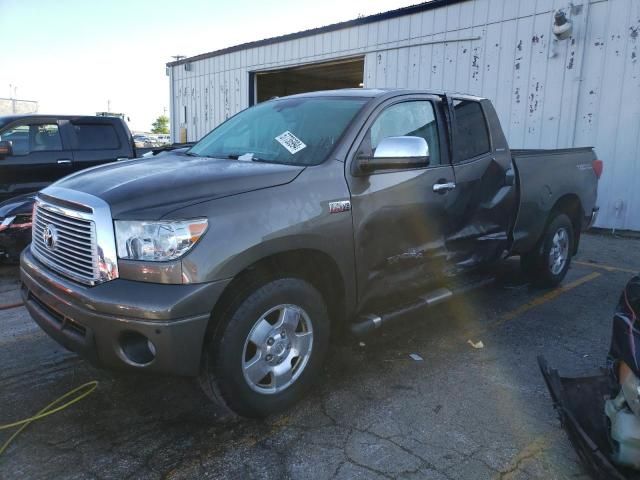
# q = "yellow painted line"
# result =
<box><xmin>238</xmin><ymin>414</ymin><xmax>292</xmax><ymax>449</ymax></box>
<box><xmin>163</xmin><ymin>415</ymin><xmax>294</xmax><ymax>479</ymax></box>
<box><xmin>496</xmin><ymin>271</ymin><xmax>601</xmax><ymax>324</ymax></box>
<box><xmin>464</xmin><ymin>272</ymin><xmax>601</xmax><ymax>340</ymax></box>
<box><xmin>574</xmin><ymin>260</ymin><xmax>637</xmax><ymax>275</ymax></box>
<box><xmin>495</xmin><ymin>436</ymin><xmax>550</xmax><ymax>480</ymax></box>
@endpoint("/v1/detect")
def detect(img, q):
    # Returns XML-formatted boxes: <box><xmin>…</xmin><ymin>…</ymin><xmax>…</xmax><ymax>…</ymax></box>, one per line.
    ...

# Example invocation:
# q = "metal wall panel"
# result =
<box><xmin>169</xmin><ymin>0</ymin><xmax>640</xmax><ymax>230</ymax></box>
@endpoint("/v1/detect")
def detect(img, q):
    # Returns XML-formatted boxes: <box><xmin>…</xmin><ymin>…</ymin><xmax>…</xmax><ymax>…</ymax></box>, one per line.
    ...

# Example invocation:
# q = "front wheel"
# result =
<box><xmin>199</xmin><ymin>277</ymin><xmax>330</xmax><ymax>418</ymax></box>
<box><xmin>521</xmin><ymin>213</ymin><xmax>574</xmax><ymax>288</ymax></box>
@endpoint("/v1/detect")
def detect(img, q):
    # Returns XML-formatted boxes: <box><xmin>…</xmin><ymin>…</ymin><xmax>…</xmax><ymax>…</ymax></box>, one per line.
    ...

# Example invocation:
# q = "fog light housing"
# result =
<box><xmin>119</xmin><ymin>331</ymin><xmax>156</xmax><ymax>366</ymax></box>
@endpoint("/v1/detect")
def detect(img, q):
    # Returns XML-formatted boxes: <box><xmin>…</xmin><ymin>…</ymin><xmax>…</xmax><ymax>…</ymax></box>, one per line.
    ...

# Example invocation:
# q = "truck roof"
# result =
<box><xmin>0</xmin><ymin>114</ymin><xmax>130</xmax><ymax>132</ymax></box>
<box><xmin>0</xmin><ymin>114</ymin><xmax>124</xmax><ymax>123</ymax></box>
<box><xmin>278</xmin><ymin>88</ymin><xmax>486</xmax><ymax>102</ymax></box>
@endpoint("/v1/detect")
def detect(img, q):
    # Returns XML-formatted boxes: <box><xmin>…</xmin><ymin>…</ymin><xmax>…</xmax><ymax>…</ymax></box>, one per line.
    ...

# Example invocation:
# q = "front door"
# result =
<box><xmin>347</xmin><ymin>96</ymin><xmax>456</xmax><ymax>308</ymax></box>
<box><xmin>0</xmin><ymin>119</ymin><xmax>74</xmax><ymax>202</ymax></box>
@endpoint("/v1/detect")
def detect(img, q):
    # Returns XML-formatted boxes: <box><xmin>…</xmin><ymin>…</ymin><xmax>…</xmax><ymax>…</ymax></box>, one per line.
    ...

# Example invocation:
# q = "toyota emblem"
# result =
<box><xmin>43</xmin><ymin>224</ymin><xmax>59</xmax><ymax>251</ymax></box>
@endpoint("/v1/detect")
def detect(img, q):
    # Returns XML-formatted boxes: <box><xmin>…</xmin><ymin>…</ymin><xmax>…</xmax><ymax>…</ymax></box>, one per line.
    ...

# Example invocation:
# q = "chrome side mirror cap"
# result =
<box><xmin>358</xmin><ymin>136</ymin><xmax>430</xmax><ymax>172</ymax></box>
<box><xmin>374</xmin><ymin>136</ymin><xmax>429</xmax><ymax>159</ymax></box>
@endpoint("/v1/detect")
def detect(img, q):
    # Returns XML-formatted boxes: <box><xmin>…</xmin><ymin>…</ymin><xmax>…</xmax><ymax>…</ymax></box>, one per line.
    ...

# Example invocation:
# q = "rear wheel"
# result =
<box><xmin>199</xmin><ymin>277</ymin><xmax>330</xmax><ymax>418</ymax></box>
<box><xmin>521</xmin><ymin>213</ymin><xmax>574</xmax><ymax>288</ymax></box>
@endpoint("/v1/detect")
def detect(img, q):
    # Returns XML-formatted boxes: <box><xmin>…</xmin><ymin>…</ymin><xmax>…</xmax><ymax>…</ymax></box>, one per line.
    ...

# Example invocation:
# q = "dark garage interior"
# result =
<box><xmin>254</xmin><ymin>57</ymin><xmax>364</xmax><ymax>103</ymax></box>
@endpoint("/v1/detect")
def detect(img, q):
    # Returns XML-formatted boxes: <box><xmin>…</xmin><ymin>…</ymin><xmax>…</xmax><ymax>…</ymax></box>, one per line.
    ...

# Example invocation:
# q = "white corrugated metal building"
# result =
<box><xmin>167</xmin><ymin>0</ymin><xmax>640</xmax><ymax>231</ymax></box>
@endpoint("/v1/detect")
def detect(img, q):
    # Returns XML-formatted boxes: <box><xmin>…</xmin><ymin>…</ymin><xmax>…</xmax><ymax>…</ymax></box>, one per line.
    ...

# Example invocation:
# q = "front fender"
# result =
<box><xmin>174</xmin><ymin>162</ymin><xmax>357</xmax><ymax>316</ymax></box>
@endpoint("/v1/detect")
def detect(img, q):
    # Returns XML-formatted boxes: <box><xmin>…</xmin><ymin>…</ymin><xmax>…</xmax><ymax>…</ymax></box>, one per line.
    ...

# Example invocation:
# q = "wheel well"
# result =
<box><xmin>549</xmin><ymin>194</ymin><xmax>584</xmax><ymax>254</ymax></box>
<box><xmin>206</xmin><ymin>249</ymin><xmax>347</xmax><ymax>344</ymax></box>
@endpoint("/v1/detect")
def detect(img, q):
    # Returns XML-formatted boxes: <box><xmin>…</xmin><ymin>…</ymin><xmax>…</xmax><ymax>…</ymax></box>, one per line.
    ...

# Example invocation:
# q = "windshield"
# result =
<box><xmin>188</xmin><ymin>96</ymin><xmax>368</xmax><ymax>166</ymax></box>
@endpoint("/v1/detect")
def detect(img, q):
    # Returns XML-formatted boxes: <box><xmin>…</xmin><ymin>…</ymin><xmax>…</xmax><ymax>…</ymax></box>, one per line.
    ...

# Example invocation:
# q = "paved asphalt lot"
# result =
<box><xmin>1</xmin><ymin>232</ymin><xmax>639</xmax><ymax>480</ymax></box>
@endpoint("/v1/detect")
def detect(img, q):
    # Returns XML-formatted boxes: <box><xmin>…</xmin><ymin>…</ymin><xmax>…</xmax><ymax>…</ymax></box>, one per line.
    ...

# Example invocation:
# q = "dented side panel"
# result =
<box><xmin>444</xmin><ymin>98</ymin><xmax>517</xmax><ymax>269</ymax></box>
<box><xmin>510</xmin><ymin>146</ymin><xmax>598</xmax><ymax>254</ymax></box>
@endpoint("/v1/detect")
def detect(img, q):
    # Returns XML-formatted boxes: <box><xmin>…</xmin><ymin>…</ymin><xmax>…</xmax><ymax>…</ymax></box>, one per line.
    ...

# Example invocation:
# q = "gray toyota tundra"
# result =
<box><xmin>20</xmin><ymin>89</ymin><xmax>601</xmax><ymax>417</ymax></box>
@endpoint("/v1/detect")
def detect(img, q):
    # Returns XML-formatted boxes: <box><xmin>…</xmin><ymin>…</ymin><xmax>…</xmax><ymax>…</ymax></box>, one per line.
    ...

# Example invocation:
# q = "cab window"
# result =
<box><xmin>452</xmin><ymin>100</ymin><xmax>491</xmax><ymax>162</ymax></box>
<box><xmin>0</xmin><ymin>123</ymin><xmax>62</xmax><ymax>155</ymax></box>
<box><xmin>72</xmin><ymin>123</ymin><xmax>120</xmax><ymax>150</ymax></box>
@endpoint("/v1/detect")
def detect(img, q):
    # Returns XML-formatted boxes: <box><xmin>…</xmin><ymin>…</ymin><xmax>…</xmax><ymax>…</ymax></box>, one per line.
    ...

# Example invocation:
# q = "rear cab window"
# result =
<box><xmin>452</xmin><ymin>100</ymin><xmax>491</xmax><ymax>162</ymax></box>
<box><xmin>72</xmin><ymin>123</ymin><xmax>121</xmax><ymax>150</ymax></box>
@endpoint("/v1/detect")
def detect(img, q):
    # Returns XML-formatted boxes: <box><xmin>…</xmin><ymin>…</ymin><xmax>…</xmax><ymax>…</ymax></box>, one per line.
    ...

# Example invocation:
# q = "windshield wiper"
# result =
<box><xmin>185</xmin><ymin>151</ymin><xmax>222</xmax><ymax>159</ymax></box>
<box><xmin>192</xmin><ymin>152</ymin><xmax>279</xmax><ymax>163</ymax></box>
<box><xmin>221</xmin><ymin>153</ymin><xmax>272</xmax><ymax>162</ymax></box>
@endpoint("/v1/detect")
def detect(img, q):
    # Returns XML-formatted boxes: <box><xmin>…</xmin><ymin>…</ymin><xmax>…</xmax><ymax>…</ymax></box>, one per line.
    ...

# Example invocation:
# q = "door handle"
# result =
<box><xmin>57</xmin><ymin>159</ymin><xmax>72</xmax><ymax>165</ymax></box>
<box><xmin>433</xmin><ymin>182</ymin><xmax>456</xmax><ymax>193</ymax></box>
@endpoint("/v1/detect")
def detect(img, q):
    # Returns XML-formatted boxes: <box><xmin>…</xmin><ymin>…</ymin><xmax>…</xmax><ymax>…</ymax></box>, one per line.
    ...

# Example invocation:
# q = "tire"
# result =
<box><xmin>199</xmin><ymin>277</ymin><xmax>330</xmax><ymax>418</ymax></box>
<box><xmin>520</xmin><ymin>213</ymin><xmax>574</xmax><ymax>288</ymax></box>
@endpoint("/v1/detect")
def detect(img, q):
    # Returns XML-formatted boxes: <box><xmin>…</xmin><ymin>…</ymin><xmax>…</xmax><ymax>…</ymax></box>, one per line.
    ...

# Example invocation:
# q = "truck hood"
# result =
<box><xmin>52</xmin><ymin>151</ymin><xmax>305</xmax><ymax>219</ymax></box>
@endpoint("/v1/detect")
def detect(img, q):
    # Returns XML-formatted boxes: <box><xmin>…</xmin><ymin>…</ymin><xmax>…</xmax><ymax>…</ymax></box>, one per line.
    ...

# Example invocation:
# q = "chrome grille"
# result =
<box><xmin>32</xmin><ymin>202</ymin><xmax>98</xmax><ymax>285</ymax></box>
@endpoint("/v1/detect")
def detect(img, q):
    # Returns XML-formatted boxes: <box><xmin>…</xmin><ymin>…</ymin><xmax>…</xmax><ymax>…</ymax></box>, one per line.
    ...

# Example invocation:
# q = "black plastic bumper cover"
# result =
<box><xmin>538</xmin><ymin>356</ymin><xmax>639</xmax><ymax>480</ymax></box>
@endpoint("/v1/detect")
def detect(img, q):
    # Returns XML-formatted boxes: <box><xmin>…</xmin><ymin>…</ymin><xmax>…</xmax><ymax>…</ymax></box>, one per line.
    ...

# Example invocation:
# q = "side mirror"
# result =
<box><xmin>358</xmin><ymin>136</ymin><xmax>429</xmax><ymax>172</ymax></box>
<box><xmin>0</xmin><ymin>140</ymin><xmax>12</xmax><ymax>159</ymax></box>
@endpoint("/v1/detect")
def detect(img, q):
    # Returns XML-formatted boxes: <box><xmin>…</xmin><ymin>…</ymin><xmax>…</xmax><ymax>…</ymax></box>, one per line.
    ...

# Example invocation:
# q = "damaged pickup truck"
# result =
<box><xmin>20</xmin><ymin>89</ymin><xmax>601</xmax><ymax>417</ymax></box>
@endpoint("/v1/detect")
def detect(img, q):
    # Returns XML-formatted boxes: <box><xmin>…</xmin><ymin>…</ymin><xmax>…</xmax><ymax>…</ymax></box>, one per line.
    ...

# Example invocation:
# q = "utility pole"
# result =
<box><xmin>9</xmin><ymin>84</ymin><xmax>17</xmax><ymax>113</ymax></box>
<box><xmin>107</xmin><ymin>99</ymin><xmax>111</xmax><ymax>113</ymax></box>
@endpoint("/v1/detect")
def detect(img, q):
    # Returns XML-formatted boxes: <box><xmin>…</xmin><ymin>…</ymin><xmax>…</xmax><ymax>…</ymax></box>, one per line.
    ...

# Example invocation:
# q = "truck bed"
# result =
<box><xmin>510</xmin><ymin>146</ymin><xmax>598</xmax><ymax>254</ymax></box>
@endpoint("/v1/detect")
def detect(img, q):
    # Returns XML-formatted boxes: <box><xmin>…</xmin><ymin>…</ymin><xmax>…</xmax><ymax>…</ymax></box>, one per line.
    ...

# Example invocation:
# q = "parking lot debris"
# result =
<box><xmin>409</xmin><ymin>353</ymin><xmax>424</xmax><ymax>361</ymax></box>
<box><xmin>467</xmin><ymin>339</ymin><xmax>485</xmax><ymax>349</ymax></box>
<box><xmin>539</xmin><ymin>273</ymin><xmax>640</xmax><ymax>476</ymax></box>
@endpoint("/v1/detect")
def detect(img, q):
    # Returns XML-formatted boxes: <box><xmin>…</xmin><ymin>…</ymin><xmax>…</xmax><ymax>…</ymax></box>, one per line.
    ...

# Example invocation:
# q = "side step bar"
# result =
<box><xmin>350</xmin><ymin>277</ymin><xmax>495</xmax><ymax>336</ymax></box>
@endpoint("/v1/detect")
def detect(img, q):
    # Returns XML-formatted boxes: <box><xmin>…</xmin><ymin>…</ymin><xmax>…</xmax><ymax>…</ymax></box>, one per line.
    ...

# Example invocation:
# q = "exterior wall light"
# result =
<box><xmin>553</xmin><ymin>10</ymin><xmax>573</xmax><ymax>40</ymax></box>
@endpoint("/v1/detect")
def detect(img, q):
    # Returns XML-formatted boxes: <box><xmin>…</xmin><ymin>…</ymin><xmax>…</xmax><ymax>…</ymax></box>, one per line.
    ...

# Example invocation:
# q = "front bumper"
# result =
<box><xmin>20</xmin><ymin>248</ymin><xmax>230</xmax><ymax>376</ymax></box>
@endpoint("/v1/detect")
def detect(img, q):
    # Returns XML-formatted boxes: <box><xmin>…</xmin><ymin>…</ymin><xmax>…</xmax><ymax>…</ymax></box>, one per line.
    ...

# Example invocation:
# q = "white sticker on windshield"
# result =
<box><xmin>275</xmin><ymin>131</ymin><xmax>306</xmax><ymax>155</ymax></box>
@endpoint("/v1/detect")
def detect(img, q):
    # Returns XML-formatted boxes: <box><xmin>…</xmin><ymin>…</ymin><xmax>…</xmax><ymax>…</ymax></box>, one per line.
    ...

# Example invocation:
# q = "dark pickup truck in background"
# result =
<box><xmin>20</xmin><ymin>89</ymin><xmax>602</xmax><ymax>417</ymax></box>
<box><xmin>0</xmin><ymin>115</ymin><xmax>136</xmax><ymax>260</ymax></box>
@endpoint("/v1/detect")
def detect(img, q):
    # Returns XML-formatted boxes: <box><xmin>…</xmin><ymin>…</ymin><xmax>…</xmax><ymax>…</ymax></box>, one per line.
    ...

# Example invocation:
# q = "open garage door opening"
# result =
<box><xmin>253</xmin><ymin>57</ymin><xmax>364</xmax><ymax>104</ymax></box>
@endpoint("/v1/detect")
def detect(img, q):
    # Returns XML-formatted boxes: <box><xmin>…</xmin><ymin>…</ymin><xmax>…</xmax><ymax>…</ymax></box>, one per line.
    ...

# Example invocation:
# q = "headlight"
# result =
<box><xmin>115</xmin><ymin>219</ymin><xmax>208</xmax><ymax>261</ymax></box>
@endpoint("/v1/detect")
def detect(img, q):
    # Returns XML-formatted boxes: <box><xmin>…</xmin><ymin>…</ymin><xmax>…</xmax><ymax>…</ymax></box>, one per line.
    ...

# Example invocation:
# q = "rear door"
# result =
<box><xmin>445</xmin><ymin>97</ymin><xmax>517</xmax><ymax>270</ymax></box>
<box><xmin>0</xmin><ymin>118</ymin><xmax>74</xmax><ymax>202</ymax></box>
<box><xmin>347</xmin><ymin>95</ymin><xmax>456</xmax><ymax>307</ymax></box>
<box><xmin>68</xmin><ymin>118</ymin><xmax>132</xmax><ymax>172</ymax></box>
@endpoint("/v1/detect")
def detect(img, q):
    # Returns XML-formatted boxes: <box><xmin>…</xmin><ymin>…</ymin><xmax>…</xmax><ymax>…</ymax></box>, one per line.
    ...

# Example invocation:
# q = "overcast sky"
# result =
<box><xmin>0</xmin><ymin>0</ymin><xmax>421</xmax><ymax>131</ymax></box>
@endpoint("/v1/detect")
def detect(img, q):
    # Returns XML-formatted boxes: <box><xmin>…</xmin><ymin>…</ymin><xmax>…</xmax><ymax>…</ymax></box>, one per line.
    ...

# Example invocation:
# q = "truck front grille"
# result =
<box><xmin>32</xmin><ymin>202</ymin><xmax>98</xmax><ymax>285</ymax></box>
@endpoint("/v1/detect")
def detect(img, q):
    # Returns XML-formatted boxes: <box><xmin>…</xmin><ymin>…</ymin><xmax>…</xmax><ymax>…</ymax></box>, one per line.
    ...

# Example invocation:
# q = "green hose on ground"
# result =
<box><xmin>0</xmin><ymin>381</ymin><xmax>98</xmax><ymax>456</ymax></box>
